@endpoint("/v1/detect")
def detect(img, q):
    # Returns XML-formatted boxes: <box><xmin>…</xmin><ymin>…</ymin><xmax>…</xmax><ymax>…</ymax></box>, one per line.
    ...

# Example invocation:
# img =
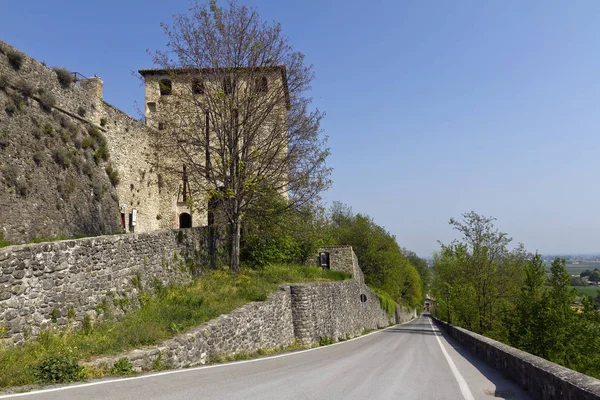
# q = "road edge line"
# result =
<box><xmin>0</xmin><ymin>316</ymin><xmax>419</xmax><ymax>399</ymax></box>
<box><xmin>428</xmin><ymin>317</ymin><xmax>475</xmax><ymax>400</ymax></box>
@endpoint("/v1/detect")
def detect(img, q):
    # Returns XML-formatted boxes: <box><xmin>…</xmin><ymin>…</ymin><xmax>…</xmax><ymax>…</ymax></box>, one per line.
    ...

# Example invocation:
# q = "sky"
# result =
<box><xmin>2</xmin><ymin>1</ymin><xmax>600</xmax><ymax>258</ymax></box>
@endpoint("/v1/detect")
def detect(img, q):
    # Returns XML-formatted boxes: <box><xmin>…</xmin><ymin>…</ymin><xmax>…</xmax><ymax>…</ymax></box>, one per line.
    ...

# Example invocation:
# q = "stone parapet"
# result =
<box><xmin>433</xmin><ymin>317</ymin><xmax>600</xmax><ymax>400</ymax></box>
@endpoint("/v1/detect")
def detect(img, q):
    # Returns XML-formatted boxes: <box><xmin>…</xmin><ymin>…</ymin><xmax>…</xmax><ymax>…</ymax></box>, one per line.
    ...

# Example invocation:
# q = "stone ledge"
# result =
<box><xmin>433</xmin><ymin>317</ymin><xmax>600</xmax><ymax>400</ymax></box>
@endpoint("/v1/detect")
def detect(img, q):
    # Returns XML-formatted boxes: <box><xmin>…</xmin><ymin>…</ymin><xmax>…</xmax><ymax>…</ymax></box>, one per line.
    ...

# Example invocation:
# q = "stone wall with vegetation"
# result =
<box><xmin>0</xmin><ymin>227</ymin><xmax>220</xmax><ymax>344</ymax></box>
<box><xmin>88</xmin><ymin>247</ymin><xmax>415</xmax><ymax>371</ymax></box>
<box><xmin>0</xmin><ymin>42</ymin><xmax>122</xmax><ymax>243</ymax></box>
<box><xmin>290</xmin><ymin>280</ymin><xmax>390</xmax><ymax>345</ymax></box>
<box><xmin>434</xmin><ymin>318</ymin><xmax>600</xmax><ymax>400</ymax></box>
<box><xmin>0</xmin><ymin>40</ymin><xmax>185</xmax><ymax>244</ymax></box>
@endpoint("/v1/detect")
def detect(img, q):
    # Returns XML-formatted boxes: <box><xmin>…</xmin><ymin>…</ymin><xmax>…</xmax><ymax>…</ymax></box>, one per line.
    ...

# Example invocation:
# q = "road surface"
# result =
<box><xmin>0</xmin><ymin>315</ymin><xmax>531</xmax><ymax>400</ymax></box>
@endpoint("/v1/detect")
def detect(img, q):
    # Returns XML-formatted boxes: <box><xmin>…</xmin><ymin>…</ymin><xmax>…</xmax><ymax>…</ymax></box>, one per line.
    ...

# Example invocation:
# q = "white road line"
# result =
<box><xmin>429</xmin><ymin>318</ymin><xmax>475</xmax><ymax>400</ymax></box>
<box><xmin>0</xmin><ymin>318</ymin><xmax>417</xmax><ymax>399</ymax></box>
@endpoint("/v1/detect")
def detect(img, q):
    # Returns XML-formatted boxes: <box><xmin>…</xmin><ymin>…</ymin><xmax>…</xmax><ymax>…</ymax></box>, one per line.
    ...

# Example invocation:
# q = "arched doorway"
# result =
<box><xmin>179</xmin><ymin>213</ymin><xmax>192</xmax><ymax>229</ymax></box>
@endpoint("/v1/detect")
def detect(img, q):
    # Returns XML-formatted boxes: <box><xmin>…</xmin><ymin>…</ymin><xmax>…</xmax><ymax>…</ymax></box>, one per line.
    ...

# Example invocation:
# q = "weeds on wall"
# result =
<box><xmin>105</xmin><ymin>165</ymin><xmax>120</xmax><ymax>187</ymax></box>
<box><xmin>52</xmin><ymin>68</ymin><xmax>72</xmax><ymax>89</ymax></box>
<box><xmin>369</xmin><ymin>286</ymin><xmax>396</xmax><ymax>318</ymax></box>
<box><xmin>0</xmin><ymin>264</ymin><xmax>349</xmax><ymax>388</ymax></box>
<box><xmin>0</xmin><ymin>75</ymin><xmax>9</xmax><ymax>90</ymax></box>
<box><xmin>318</xmin><ymin>336</ymin><xmax>335</xmax><ymax>346</ymax></box>
<box><xmin>0</xmin><ymin>233</ymin><xmax>12</xmax><ymax>248</ymax></box>
<box><xmin>38</xmin><ymin>90</ymin><xmax>56</xmax><ymax>112</ymax></box>
<box><xmin>15</xmin><ymin>79</ymin><xmax>34</xmax><ymax>97</ymax></box>
<box><xmin>7</xmin><ymin>51</ymin><xmax>23</xmax><ymax>70</ymax></box>
<box><xmin>110</xmin><ymin>358</ymin><xmax>134</xmax><ymax>375</ymax></box>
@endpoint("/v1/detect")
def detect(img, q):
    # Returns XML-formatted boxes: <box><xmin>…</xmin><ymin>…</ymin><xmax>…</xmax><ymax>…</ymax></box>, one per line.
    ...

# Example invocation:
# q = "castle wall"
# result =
<box><xmin>0</xmin><ymin>40</ymin><xmax>183</xmax><ymax>244</ymax></box>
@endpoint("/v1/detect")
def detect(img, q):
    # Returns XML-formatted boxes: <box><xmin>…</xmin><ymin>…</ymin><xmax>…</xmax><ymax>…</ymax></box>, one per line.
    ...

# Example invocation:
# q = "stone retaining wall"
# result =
<box><xmin>89</xmin><ymin>278</ymin><xmax>411</xmax><ymax>371</ymax></box>
<box><xmin>0</xmin><ymin>227</ymin><xmax>222</xmax><ymax>344</ymax></box>
<box><xmin>434</xmin><ymin>318</ymin><xmax>600</xmax><ymax>400</ymax></box>
<box><xmin>291</xmin><ymin>280</ymin><xmax>389</xmax><ymax>345</ymax></box>
<box><xmin>87</xmin><ymin>247</ymin><xmax>416</xmax><ymax>371</ymax></box>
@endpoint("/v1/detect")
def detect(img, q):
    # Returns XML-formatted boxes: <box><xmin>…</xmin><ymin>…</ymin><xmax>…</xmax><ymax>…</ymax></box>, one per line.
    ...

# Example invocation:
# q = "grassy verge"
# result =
<box><xmin>0</xmin><ymin>264</ymin><xmax>349</xmax><ymax>388</ymax></box>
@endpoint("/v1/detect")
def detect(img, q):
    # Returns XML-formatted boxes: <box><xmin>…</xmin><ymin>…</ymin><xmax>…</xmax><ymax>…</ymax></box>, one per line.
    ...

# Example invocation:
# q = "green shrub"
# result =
<box><xmin>4</xmin><ymin>103</ymin><xmax>16</xmax><ymax>116</ymax></box>
<box><xmin>7</xmin><ymin>51</ymin><xmax>23</xmax><ymax>70</ymax></box>
<box><xmin>53</xmin><ymin>68</ymin><xmax>72</xmax><ymax>89</ymax></box>
<box><xmin>0</xmin><ymin>134</ymin><xmax>8</xmax><ymax>149</ymax></box>
<box><xmin>11</xmin><ymin>93</ymin><xmax>27</xmax><ymax>111</ymax></box>
<box><xmin>94</xmin><ymin>146</ymin><xmax>107</xmax><ymax>163</ymax></box>
<box><xmin>33</xmin><ymin>151</ymin><xmax>43</xmax><ymax>166</ymax></box>
<box><xmin>73</xmin><ymin>134</ymin><xmax>82</xmax><ymax>149</ymax></box>
<box><xmin>52</xmin><ymin>149</ymin><xmax>70</xmax><ymax>168</ymax></box>
<box><xmin>0</xmin><ymin>75</ymin><xmax>10</xmax><ymax>90</ymax></box>
<box><xmin>0</xmin><ymin>233</ymin><xmax>11</xmax><ymax>248</ymax></box>
<box><xmin>39</xmin><ymin>91</ymin><xmax>56</xmax><ymax>112</ymax></box>
<box><xmin>15</xmin><ymin>179</ymin><xmax>27</xmax><ymax>198</ymax></box>
<box><xmin>82</xmin><ymin>313</ymin><xmax>93</xmax><ymax>335</ymax></box>
<box><xmin>43</xmin><ymin>123</ymin><xmax>53</xmax><ymax>135</ymax></box>
<box><xmin>15</xmin><ymin>79</ymin><xmax>34</xmax><ymax>97</ymax></box>
<box><xmin>81</xmin><ymin>136</ymin><xmax>92</xmax><ymax>149</ymax></box>
<box><xmin>318</xmin><ymin>336</ymin><xmax>335</xmax><ymax>346</ymax></box>
<box><xmin>369</xmin><ymin>286</ymin><xmax>396</xmax><ymax>318</ymax></box>
<box><xmin>82</xmin><ymin>162</ymin><xmax>93</xmax><ymax>177</ymax></box>
<box><xmin>2</xmin><ymin>165</ymin><xmax>18</xmax><ymax>187</ymax></box>
<box><xmin>110</xmin><ymin>358</ymin><xmax>134</xmax><ymax>375</ymax></box>
<box><xmin>106</xmin><ymin>165</ymin><xmax>120</xmax><ymax>186</ymax></box>
<box><xmin>33</xmin><ymin>356</ymin><xmax>84</xmax><ymax>384</ymax></box>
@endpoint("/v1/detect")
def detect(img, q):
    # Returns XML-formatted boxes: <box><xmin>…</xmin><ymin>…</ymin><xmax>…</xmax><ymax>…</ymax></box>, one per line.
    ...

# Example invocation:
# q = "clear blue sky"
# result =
<box><xmin>3</xmin><ymin>1</ymin><xmax>600</xmax><ymax>257</ymax></box>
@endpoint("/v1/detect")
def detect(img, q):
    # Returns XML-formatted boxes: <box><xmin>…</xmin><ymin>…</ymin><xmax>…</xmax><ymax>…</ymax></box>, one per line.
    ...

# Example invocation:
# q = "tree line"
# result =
<box><xmin>432</xmin><ymin>211</ymin><xmax>600</xmax><ymax>379</ymax></box>
<box><xmin>241</xmin><ymin>198</ymin><xmax>429</xmax><ymax>309</ymax></box>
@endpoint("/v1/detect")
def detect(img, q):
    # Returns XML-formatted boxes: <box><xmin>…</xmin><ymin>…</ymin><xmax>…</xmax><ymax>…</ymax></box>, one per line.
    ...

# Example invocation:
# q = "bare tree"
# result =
<box><xmin>146</xmin><ymin>0</ymin><xmax>331</xmax><ymax>271</ymax></box>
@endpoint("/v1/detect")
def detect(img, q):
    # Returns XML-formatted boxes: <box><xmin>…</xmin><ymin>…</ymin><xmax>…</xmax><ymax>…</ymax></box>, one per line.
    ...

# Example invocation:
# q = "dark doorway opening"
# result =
<box><xmin>179</xmin><ymin>213</ymin><xmax>192</xmax><ymax>229</ymax></box>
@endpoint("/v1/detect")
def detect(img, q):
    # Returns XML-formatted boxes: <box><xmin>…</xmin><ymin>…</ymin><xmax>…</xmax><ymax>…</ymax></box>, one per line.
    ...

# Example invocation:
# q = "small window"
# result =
<box><xmin>147</xmin><ymin>102</ymin><xmax>156</xmax><ymax>112</ymax></box>
<box><xmin>192</xmin><ymin>78</ymin><xmax>205</xmax><ymax>95</ymax></box>
<box><xmin>158</xmin><ymin>122</ymin><xmax>165</xmax><ymax>131</ymax></box>
<box><xmin>223</xmin><ymin>77</ymin><xmax>235</xmax><ymax>95</ymax></box>
<box><xmin>255</xmin><ymin>76</ymin><xmax>268</xmax><ymax>93</ymax></box>
<box><xmin>159</xmin><ymin>79</ymin><xmax>172</xmax><ymax>96</ymax></box>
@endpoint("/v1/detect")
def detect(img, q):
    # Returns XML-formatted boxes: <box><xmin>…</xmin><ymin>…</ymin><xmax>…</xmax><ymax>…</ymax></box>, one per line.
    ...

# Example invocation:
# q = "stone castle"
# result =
<box><xmin>0</xmin><ymin>40</ymin><xmax>288</xmax><ymax>243</ymax></box>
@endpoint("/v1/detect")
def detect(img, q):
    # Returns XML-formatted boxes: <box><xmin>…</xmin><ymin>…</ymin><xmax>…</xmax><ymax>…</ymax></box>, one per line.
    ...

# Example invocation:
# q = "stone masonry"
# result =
<box><xmin>87</xmin><ymin>246</ymin><xmax>416</xmax><ymax>371</ymax></box>
<box><xmin>0</xmin><ymin>227</ymin><xmax>223</xmax><ymax>344</ymax></box>
<box><xmin>0</xmin><ymin>40</ymin><xmax>188</xmax><ymax>244</ymax></box>
<box><xmin>434</xmin><ymin>318</ymin><xmax>600</xmax><ymax>400</ymax></box>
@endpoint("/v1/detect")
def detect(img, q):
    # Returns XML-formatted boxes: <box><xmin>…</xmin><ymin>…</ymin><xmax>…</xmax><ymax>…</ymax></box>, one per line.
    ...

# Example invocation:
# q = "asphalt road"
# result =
<box><xmin>0</xmin><ymin>315</ymin><xmax>531</xmax><ymax>400</ymax></box>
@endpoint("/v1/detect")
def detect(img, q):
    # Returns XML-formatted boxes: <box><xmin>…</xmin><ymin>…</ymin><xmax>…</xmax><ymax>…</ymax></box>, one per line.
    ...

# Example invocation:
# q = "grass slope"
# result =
<box><xmin>0</xmin><ymin>264</ymin><xmax>348</xmax><ymax>388</ymax></box>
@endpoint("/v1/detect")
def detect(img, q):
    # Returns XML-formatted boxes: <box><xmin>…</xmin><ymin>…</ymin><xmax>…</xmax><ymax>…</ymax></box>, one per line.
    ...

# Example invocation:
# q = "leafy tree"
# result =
<box><xmin>507</xmin><ymin>253</ymin><xmax>547</xmax><ymax>354</ymax></box>
<box><xmin>405</xmin><ymin>250</ymin><xmax>431</xmax><ymax>299</ymax></box>
<box><xmin>570</xmin><ymin>276</ymin><xmax>584</xmax><ymax>286</ymax></box>
<box><xmin>432</xmin><ymin>212</ymin><xmax>528</xmax><ymax>335</ymax></box>
<box><xmin>328</xmin><ymin>203</ymin><xmax>423</xmax><ymax>307</ymax></box>
<box><xmin>590</xmin><ymin>269</ymin><xmax>600</xmax><ymax>282</ymax></box>
<box><xmin>241</xmin><ymin>189</ymin><xmax>328</xmax><ymax>267</ymax></box>
<box><xmin>580</xmin><ymin>269</ymin><xmax>592</xmax><ymax>278</ymax></box>
<box><xmin>149</xmin><ymin>0</ymin><xmax>331</xmax><ymax>271</ymax></box>
<box><xmin>541</xmin><ymin>258</ymin><xmax>577</xmax><ymax>364</ymax></box>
